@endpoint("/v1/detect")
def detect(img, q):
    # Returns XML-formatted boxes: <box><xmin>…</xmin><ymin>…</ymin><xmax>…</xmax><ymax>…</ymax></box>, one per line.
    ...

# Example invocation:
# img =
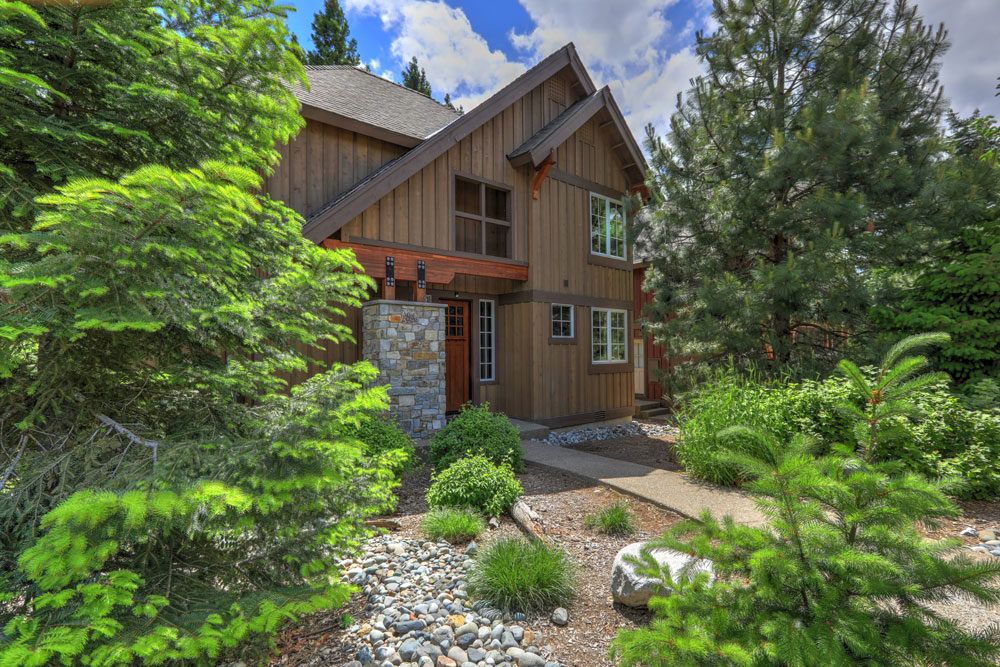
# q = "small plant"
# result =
<box><xmin>610</xmin><ymin>334</ymin><xmax>1000</xmax><ymax>666</ymax></box>
<box><xmin>341</xmin><ymin>412</ymin><xmax>415</xmax><ymax>476</ymax></box>
<box><xmin>467</xmin><ymin>537</ymin><xmax>576</xmax><ymax>613</ymax></box>
<box><xmin>421</xmin><ymin>507</ymin><xmax>485</xmax><ymax>543</ymax></box>
<box><xmin>339</xmin><ymin>613</ymin><xmax>353</xmax><ymax>629</ymax></box>
<box><xmin>429</xmin><ymin>402</ymin><xmax>522</xmax><ymax>472</ymax></box>
<box><xmin>425</xmin><ymin>455</ymin><xmax>522</xmax><ymax>517</ymax></box>
<box><xmin>584</xmin><ymin>500</ymin><xmax>636</xmax><ymax>536</ymax></box>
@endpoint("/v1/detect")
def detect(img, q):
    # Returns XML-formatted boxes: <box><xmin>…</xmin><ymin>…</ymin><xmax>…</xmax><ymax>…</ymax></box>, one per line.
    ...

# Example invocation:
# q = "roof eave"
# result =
<box><xmin>300</xmin><ymin>103</ymin><xmax>422</xmax><ymax>148</ymax></box>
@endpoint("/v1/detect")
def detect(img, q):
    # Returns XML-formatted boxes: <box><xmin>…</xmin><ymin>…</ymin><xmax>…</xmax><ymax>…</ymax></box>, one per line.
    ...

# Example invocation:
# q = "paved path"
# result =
<box><xmin>521</xmin><ymin>439</ymin><xmax>766</xmax><ymax>526</ymax></box>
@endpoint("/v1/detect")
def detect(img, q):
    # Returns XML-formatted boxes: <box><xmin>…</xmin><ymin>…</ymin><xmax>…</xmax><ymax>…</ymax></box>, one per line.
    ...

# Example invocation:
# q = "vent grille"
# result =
<box><xmin>548</xmin><ymin>78</ymin><xmax>566</xmax><ymax>105</ymax></box>
<box><xmin>594</xmin><ymin>410</ymin><xmax>607</xmax><ymax>422</ymax></box>
<box><xmin>580</xmin><ymin>119</ymin><xmax>594</xmax><ymax>146</ymax></box>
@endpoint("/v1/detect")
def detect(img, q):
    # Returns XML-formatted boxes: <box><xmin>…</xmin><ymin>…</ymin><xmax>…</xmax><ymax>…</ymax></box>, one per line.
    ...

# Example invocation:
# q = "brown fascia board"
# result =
<box><xmin>300</xmin><ymin>103</ymin><xmax>421</xmax><ymax>149</ymax></box>
<box><xmin>508</xmin><ymin>90</ymin><xmax>606</xmax><ymax>168</ymax></box>
<box><xmin>600</xmin><ymin>90</ymin><xmax>648</xmax><ymax>183</ymax></box>
<box><xmin>302</xmin><ymin>43</ymin><xmax>596</xmax><ymax>243</ymax></box>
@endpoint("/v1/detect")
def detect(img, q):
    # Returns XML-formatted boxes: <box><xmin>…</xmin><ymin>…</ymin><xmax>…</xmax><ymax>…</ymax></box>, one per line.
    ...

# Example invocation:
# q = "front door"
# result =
<box><xmin>634</xmin><ymin>338</ymin><xmax>645</xmax><ymax>396</ymax></box>
<box><xmin>443</xmin><ymin>300</ymin><xmax>471</xmax><ymax>412</ymax></box>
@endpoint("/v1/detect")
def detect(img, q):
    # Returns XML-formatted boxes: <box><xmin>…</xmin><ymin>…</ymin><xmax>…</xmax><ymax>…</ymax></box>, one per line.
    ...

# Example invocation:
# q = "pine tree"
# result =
<box><xmin>875</xmin><ymin>104</ymin><xmax>1000</xmax><ymax>392</ymax></box>
<box><xmin>401</xmin><ymin>56</ymin><xmax>432</xmax><ymax>96</ymax></box>
<box><xmin>304</xmin><ymin>0</ymin><xmax>361</xmax><ymax>66</ymax></box>
<box><xmin>611</xmin><ymin>334</ymin><xmax>1000</xmax><ymax>666</ymax></box>
<box><xmin>638</xmin><ymin>0</ymin><xmax>957</xmax><ymax>385</ymax></box>
<box><xmin>444</xmin><ymin>92</ymin><xmax>464</xmax><ymax>114</ymax></box>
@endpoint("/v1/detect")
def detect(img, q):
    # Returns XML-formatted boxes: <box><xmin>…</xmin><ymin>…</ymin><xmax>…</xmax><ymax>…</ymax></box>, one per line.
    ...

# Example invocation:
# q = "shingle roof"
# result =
<box><xmin>294</xmin><ymin>66</ymin><xmax>460</xmax><ymax>141</ymax></box>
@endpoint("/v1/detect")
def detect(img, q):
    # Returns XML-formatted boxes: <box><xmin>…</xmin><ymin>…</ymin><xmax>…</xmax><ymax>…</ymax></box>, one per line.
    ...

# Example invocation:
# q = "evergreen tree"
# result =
<box><xmin>304</xmin><ymin>0</ymin><xmax>361</xmax><ymax>66</ymax></box>
<box><xmin>637</xmin><ymin>0</ymin><xmax>956</xmax><ymax>385</ymax></box>
<box><xmin>611</xmin><ymin>334</ymin><xmax>1000</xmax><ymax>666</ymax></box>
<box><xmin>0</xmin><ymin>0</ymin><xmax>400</xmax><ymax>661</ymax></box>
<box><xmin>401</xmin><ymin>56</ymin><xmax>432</xmax><ymax>96</ymax></box>
<box><xmin>875</xmin><ymin>100</ymin><xmax>1000</xmax><ymax>392</ymax></box>
<box><xmin>444</xmin><ymin>92</ymin><xmax>465</xmax><ymax>114</ymax></box>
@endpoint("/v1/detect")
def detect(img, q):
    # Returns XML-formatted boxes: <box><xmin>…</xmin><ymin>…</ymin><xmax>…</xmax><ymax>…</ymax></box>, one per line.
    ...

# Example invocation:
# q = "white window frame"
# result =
<box><xmin>591</xmin><ymin>307</ymin><xmax>628</xmax><ymax>364</ymax></box>
<box><xmin>550</xmin><ymin>303</ymin><xmax>574</xmax><ymax>338</ymax></box>
<box><xmin>479</xmin><ymin>299</ymin><xmax>496</xmax><ymax>382</ymax></box>
<box><xmin>590</xmin><ymin>192</ymin><xmax>626</xmax><ymax>259</ymax></box>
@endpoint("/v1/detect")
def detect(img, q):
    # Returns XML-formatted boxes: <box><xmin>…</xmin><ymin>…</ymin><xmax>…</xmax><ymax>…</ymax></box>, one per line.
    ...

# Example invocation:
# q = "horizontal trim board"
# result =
<box><xmin>587</xmin><ymin>253</ymin><xmax>631</xmax><ymax>271</ymax></box>
<box><xmin>347</xmin><ymin>236</ymin><xmax>529</xmax><ymax>267</ymax></box>
<box><xmin>499</xmin><ymin>290</ymin><xmax>632</xmax><ymax>310</ymax></box>
<box><xmin>548</xmin><ymin>168</ymin><xmax>624</xmax><ymax>200</ymax></box>
<box><xmin>533</xmin><ymin>405</ymin><xmax>635</xmax><ymax>428</ymax></box>
<box><xmin>588</xmin><ymin>362</ymin><xmax>632</xmax><ymax>375</ymax></box>
<box><xmin>324</xmin><ymin>240</ymin><xmax>529</xmax><ymax>282</ymax></box>
<box><xmin>301</xmin><ymin>103</ymin><xmax>418</xmax><ymax>149</ymax></box>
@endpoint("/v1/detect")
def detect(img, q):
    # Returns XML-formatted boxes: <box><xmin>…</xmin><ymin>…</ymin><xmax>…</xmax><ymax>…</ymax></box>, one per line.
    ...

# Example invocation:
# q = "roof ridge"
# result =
<box><xmin>305</xmin><ymin>63</ymin><xmax>458</xmax><ymax>113</ymax></box>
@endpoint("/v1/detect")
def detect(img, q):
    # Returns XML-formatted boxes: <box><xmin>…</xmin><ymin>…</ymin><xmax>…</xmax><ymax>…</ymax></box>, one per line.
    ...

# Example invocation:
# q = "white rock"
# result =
<box><xmin>610</xmin><ymin>542</ymin><xmax>713</xmax><ymax>608</ymax></box>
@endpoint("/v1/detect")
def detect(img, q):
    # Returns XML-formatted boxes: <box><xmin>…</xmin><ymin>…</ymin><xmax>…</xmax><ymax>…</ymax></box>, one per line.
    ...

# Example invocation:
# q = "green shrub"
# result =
<box><xmin>421</xmin><ymin>507</ymin><xmax>485</xmax><ymax>543</ymax></box>
<box><xmin>425</xmin><ymin>455</ymin><xmax>522</xmax><ymax>517</ymax></box>
<box><xmin>611</xmin><ymin>335</ymin><xmax>1000</xmax><ymax>666</ymax></box>
<box><xmin>341</xmin><ymin>412</ymin><xmax>415</xmax><ymax>476</ymax></box>
<box><xmin>429</xmin><ymin>402</ymin><xmax>522</xmax><ymax>472</ymax></box>
<box><xmin>676</xmin><ymin>363</ymin><xmax>1000</xmax><ymax>499</ymax></box>
<box><xmin>467</xmin><ymin>537</ymin><xmax>576</xmax><ymax>613</ymax></box>
<box><xmin>584</xmin><ymin>500</ymin><xmax>636</xmax><ymax>536</ymax></box>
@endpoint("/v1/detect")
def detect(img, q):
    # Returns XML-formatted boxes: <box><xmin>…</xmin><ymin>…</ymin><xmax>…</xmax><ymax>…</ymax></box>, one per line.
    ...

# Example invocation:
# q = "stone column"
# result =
<box><xmin>361</xmin><ymin>300</ymin><xmax>447</xmax><ymax>436</ymax></box>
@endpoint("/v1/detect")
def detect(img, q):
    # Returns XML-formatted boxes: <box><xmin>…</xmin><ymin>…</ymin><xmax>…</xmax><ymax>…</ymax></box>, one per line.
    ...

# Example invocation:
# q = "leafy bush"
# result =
<box><xmin>421</xmin><ymin>507</ymin><xmax>485</xmax><ymax>543</ymax></box>
<box><xmin>341</xmin><ymin>412</ymin><xmax>415</xmax><ymax>476</ymax></box>
<box><xmin>426</xmin><ymin>455</ymin><xmax>522</xmax><ymax>517</ymax></box>
<box><xmin>677</xmin><ymin>362</ymin><xmax>1000</xmax><ymax>499</ymax></box>
<box><xmin>611</xmin><ymin>335</ymin><xmax>1000</xmax><ymax>666</ymax></box>
<box><xmin>429</xmin><ymin>402</ymin><xmax>522</xmax><ymax>472</ymax></box>
<box><xmin>584</xmin><ymin>500</ymin><xmax>636</xmax><ymax>536</ymax></box>
<box><xmin>467</xmin><ymin>537</ymin><xmax>576</xmax><ymax>613</ymax></box>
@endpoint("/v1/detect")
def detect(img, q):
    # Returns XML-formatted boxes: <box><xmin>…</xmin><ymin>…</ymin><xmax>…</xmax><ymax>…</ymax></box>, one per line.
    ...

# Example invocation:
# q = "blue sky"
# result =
<box><xmin>284</xmin><ymin>0</ymin><xmax>999</xmax><ymax>141</ymax></box>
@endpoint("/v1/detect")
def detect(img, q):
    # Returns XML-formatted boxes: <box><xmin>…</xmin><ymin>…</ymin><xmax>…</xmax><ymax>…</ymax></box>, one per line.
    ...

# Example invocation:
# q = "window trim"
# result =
<box><xmin>591</xmin><ymin>307</ymin><xmax>628</xmax><ymax>364</ymax></box>
<box><xmin>452</xmin><ymin>170</ymin><xmax>513</xmax><ymax>259</ymax></box>
<box><xmin>550</xmin><ymin>303</ymin><xmax>575</xmax><ymax>340</ymax></box>
<box><xmin>478</xmin><ymin>299</ymin><xmax>496</xmax><ymax>382</ymax></box>
<box><xmin>589</xmin><ymin>192</ymin><xmax>626</xmax><ymax>260</ymax></box>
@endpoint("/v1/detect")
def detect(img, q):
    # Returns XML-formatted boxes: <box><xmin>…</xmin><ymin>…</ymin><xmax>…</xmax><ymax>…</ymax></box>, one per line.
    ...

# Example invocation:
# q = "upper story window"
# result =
<box><xmin>590</xmin><ymin>193</ymin><xmax>625</xmax><ymax>259</ymax></box>
<box><xmin>455</xmin><ymin>176</ymin><xmax>511</xmax><ymax>259</ymax></box>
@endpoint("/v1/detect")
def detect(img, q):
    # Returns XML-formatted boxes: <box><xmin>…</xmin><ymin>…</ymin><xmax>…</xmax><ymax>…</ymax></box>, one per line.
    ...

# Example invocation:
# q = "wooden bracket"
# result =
<box><xmin>383</xmin><ymin>256</ymin><xmax>395</xmax><ymax>299</ymax></box>
<box><xmin>415</xmin><ymin>260</ymin><xmax>427</xmax><ymax>302</ymax></box>
<box><xmin>531</xmin><ymin>150</ymin><xmax>556</xmax><ymax>201</ymax></box>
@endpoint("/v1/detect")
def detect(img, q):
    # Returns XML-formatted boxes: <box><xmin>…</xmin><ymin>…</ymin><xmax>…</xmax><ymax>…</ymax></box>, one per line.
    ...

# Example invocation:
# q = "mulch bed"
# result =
<box><xmin>268</xmin><ymin>451</ymin><xmax>682</xmax><ymax>666</ymax></box>
<box><xmin>564</xmin><ymin>432</ymin><xmax>680</xmax><ymax>471</ymax></box>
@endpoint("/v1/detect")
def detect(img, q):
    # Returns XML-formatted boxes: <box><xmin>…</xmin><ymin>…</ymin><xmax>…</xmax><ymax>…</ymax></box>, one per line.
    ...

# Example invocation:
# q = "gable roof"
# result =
<box><xmin>301</xmin><ymin>43</ymin><xmax>638</xmax><ymax>243</ymax></box>
<box><xmin>294</xmin><ymin>66</ymin><xmax>460</xmax><ymax>147</ymax></box>
<box><xmin>507</xmin><ymin>87</ymin><xmax>646</xmax><ymax>184</ymax></box>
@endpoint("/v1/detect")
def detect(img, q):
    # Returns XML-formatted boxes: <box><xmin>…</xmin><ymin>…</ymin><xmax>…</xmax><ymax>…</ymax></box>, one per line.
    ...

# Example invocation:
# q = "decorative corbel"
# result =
<box><xmin>531</xmin><ymin>149</ymin><xmax>556</xmax><ymax>200</ymax></box>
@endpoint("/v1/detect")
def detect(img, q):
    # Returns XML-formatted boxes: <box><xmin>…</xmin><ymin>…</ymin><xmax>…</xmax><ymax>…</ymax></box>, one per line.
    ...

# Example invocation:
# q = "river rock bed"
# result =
<box><xmin>338</xmin><ymin>535</ymin><xmax>562</xmax><ymax>667</ymax></box>
<box><xmin>534</xmin><ymin>421</ymin><xmax>677</xmax><ymax>447</ymax></box>
<box><xmin>961</xmin><ymin>526</ymin><xmax>1000</xmax><ymax>557</ymax></box>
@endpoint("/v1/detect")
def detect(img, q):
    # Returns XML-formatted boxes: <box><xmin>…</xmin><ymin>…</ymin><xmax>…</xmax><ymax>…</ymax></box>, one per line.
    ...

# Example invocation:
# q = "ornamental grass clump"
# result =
<box><xmin>584</xmin><ymin>500</ymin><xmax>636</xmax><ymax>536</ymax></box>
<box><xmin>467</xmin><ymin>537</ymin><xmax>576</xmax><ymax>613</ymax></box>
<box><xmin>610</xmin><ymin>334</ymin><xmax>1000</xmax><ymax>666</ymax></box>
<box><xmin>421</xmin><ymin>507</ymin><xmax>485</xmax><ymax>544</ymax></box>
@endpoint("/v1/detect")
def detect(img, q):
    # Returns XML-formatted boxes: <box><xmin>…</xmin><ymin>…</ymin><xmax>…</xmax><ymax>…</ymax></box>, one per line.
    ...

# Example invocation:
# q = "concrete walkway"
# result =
<box><xmin>521</xmin><ymin>439</ymin><xmax>766</xmax><ymax>526</ymax></box>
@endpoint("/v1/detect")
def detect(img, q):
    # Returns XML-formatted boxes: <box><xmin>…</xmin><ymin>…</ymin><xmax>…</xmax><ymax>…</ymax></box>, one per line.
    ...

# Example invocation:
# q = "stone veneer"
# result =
<box><xmin>362</xmin><ymin>300</ymin><xmax>446</xmax><ymax>436</ymax></box>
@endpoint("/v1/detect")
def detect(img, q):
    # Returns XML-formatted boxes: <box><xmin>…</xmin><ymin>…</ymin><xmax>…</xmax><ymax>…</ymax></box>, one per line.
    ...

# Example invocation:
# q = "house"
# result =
<box><xmin>265</xmin><ymin>43</ymin><xmax>648</xmax><ymax>434</ymax></box>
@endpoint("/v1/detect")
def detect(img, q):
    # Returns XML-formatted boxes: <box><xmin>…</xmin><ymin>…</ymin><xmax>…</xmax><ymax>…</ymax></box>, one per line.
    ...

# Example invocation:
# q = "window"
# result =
<box><xmin>455</xmin><ymin>176</ymin><xmax>511</xmax><ymax>258</ymax></box>
<box><xmin>479</xmin><ymin>299</ymin><xmax>495</xmax><ymax>381</ymax></box>
<box><xmin>592</xmin><ymin>308</ymin><xmax>627</xmax><ymax>363</ymax></box>
<box><xmin>590</xmin><ymin>193</ymin><xmax>625</xmax><ymax>259</ymax></box>
<box><xmin>551</xmin><ymin>304</ymin><xmax>574</xmax><ymax>338</ymax></box>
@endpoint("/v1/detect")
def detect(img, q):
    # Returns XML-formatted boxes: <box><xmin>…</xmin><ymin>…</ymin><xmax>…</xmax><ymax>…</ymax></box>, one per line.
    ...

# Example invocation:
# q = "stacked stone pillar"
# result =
<box><xmin>361</xmin><ymin>300</ymin><xmax>446</xmax><ymax>436</ymax></box>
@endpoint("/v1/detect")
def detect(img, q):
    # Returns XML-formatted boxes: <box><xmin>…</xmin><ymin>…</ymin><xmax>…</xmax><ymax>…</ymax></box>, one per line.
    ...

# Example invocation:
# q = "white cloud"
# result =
<box><xmin>910</xmin><ymin>0</ymin><xmax>1000</xmax><ymax>118</ymax></box>
<box><xmin>344</xmin><ymin>0</ymin><xmax>527</xmax><ymax>109</ymax></box>
<box><xmin>361</xmin><ymin>58</ymin><xmax>395</xmax><ymax>80</ymax></box>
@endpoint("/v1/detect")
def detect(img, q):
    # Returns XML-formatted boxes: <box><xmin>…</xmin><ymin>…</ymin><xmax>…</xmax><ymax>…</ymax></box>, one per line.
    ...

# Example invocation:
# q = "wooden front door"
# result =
<box><xmin>442</xmin><ymin>300</ymin><xmax>471</xmax><ymax>412</ymax></box>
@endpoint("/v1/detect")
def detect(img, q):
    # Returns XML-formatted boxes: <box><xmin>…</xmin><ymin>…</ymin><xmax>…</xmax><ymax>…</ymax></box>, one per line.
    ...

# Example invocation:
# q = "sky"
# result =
<box><xmin>284</xmin><ymin>0</ymin><xmax>1000</xmax><ymax>143</ymax></box>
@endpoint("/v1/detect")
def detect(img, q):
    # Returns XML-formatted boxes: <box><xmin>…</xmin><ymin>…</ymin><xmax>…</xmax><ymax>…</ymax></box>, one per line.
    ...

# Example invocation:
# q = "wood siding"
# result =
<box><xmin>265</xmin><ymin>118</ymin><xmax>407</xmax><ymax>218</ymax></box>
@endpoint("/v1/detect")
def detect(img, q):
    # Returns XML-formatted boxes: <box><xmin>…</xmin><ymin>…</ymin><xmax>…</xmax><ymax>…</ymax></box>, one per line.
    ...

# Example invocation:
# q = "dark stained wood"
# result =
<box><xmin>548</xmin><ymin>167</ymin><xmax>625</xmax><ymax>200</ymax></box>
<box><xmin>498</xmin><ymin>289</ymin><xmax>631</xmax><ymax>310</ymax></box>
<box><xmin>442</xmin><ymin>300</ymin><xmax>471</xmax><ymax>412</ymax></box>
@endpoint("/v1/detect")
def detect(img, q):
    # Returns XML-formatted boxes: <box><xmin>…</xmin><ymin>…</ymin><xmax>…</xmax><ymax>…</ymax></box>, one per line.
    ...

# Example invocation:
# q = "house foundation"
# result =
<box><xmin>361</xmin><ymin>300</ymin><xmax>446</xmax><ymax>436</ymax></box>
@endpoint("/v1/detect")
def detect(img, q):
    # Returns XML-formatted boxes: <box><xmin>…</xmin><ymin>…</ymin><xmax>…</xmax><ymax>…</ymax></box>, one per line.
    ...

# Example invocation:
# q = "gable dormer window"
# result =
<box><xmin>590</xmin><ymin>193</ymin><xmax>625</xmax><ymax>259</ymax></box>
<box><xmin>454</xmin><ymin>175</ymin><xmax>511</xmax><ymax>259</ymax></box>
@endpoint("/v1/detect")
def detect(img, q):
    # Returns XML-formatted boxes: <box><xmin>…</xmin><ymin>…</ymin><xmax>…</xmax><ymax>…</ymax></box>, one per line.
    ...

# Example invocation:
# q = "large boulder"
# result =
<box><xmin>610</xmin><ymin>542</ymin><xmax>714</xmax><ymax>608</ymax></box>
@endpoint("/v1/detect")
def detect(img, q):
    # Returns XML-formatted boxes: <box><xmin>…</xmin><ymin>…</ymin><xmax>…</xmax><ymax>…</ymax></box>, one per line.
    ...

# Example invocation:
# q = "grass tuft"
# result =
<box><xmin>467</xmin><ymin>536</ymin><xmax>576</xmax><ymax>612</ymax></box>
<box><xmin>583</xmin><ymin>500</ymin><xmax>636</xmax><ymax>536</ymax></box>
<box><xmin>420</xmin><ymin>507</ymin><xmax>485</xmax><ymax>543</ymax></box>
